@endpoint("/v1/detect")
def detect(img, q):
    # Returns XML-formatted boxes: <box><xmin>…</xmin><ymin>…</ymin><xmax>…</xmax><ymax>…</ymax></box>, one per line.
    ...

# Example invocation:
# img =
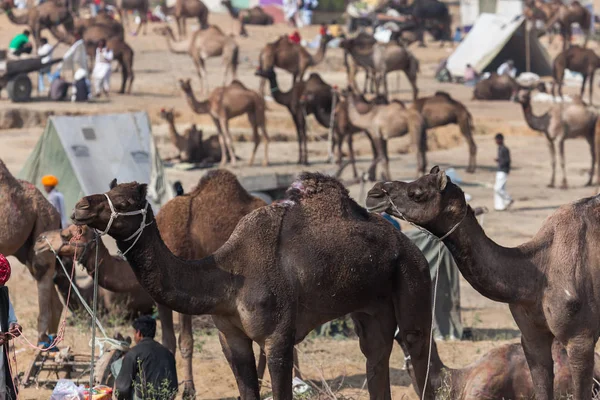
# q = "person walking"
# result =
<box><xmin>0</xmin><ymin>254</ymin><xmax>22</xmax><ymax>400</ymax></box>
<box><xmin>494</xmin><ymin>133</ymin><xmax>513</xmax><ymax>211</ymax></box>
<box><xmin>41</xmin><ymin>175</ymin><xmax>68</xmax><ymax>228</ymax></box>
<box><xmin>114</xmin><ymin>316</ymin><xmax>178</xmax><ymax>400</ymax></box>
<box><xmin>92</xmin><ymin>39</ymin><xmax>113</xmax><ymax>97</ymax></box>
<box><xmin>37</xmin><ymin>37</ymin><xmax>57</xmax><ymax>94</ymax></box>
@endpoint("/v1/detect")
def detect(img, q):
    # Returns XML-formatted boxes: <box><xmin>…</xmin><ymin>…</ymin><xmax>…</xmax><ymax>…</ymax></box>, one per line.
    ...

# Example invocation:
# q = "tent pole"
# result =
<box><xmin>525</xmin><ymin>20</ymin><xmax>531</xmax><ymax>72</ymax></box>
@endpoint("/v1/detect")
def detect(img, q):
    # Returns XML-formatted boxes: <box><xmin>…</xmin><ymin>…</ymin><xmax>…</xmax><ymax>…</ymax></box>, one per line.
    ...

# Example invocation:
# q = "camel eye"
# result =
<box><xmin>408</xmin><ymin>189</ymin><xmax>426</xmax><ymax>202</ymax></box>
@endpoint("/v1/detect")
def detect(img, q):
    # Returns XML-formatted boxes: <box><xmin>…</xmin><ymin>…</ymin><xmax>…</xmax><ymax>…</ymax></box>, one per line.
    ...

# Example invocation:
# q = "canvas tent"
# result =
<box><xmin>18</xmin><ymin>112</ymin><xmax>174</xmax><ymax>216</ymax></box>
<box><xmin>447</xmin><ymin>13</ymin><xmax>552</xmax><ymax>78</ymax></box>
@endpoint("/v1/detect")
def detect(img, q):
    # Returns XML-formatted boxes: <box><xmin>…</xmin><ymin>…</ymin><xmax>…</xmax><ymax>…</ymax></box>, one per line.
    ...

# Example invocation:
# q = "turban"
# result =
<box><xmin>41</xmin><ymin>175</ymin><xmax>59</xmax><ymax>187</ymax></box>
<box><xmin>0</xmin><ymin>254</ymin><xmax>11</xmax><ymax>286</ymax></box>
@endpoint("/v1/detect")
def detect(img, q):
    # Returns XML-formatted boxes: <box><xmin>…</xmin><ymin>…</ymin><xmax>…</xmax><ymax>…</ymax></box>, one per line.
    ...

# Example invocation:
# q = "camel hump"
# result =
<box><xmin>434</xmin><ymin>91</ymin><xmax>452</xmax><ymax>99</ymax></box>
<box><xmin>230</xmin><ymin>79</ymin><xmax>248</xmax><ymax>90</ymax></box>
<box><xmin>191</xmin><ymin>169</ymin><xmax>253</xmax><ymax>200</ymax></box>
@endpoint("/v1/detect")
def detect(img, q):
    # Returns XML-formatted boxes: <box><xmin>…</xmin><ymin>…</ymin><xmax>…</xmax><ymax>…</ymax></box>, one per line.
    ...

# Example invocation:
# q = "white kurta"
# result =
<box><xmin>92</xmin><ymin>48</ymin><xmax>114</xmax><ymax>94</ymax></box>
<box><xmin>47</xmin><ymin>190</ymin><xmax>68</xmax><ymax>228</ymax></box>
<box><xmin>494</xmin><ymin>171</ymin><xmax>513</xmax><ymax>211</ymax></box>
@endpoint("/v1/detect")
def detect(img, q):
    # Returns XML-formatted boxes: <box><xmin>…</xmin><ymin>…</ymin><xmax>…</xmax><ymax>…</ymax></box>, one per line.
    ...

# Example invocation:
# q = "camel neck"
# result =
<box><xmin>166</xmin><ymin>118</ymin><xmax>182</xmax><ymax>144</ymax></box>
<box><xmin>429</xmin><ymin>208</ymin><xmax>539</xmax><ymax>304</ymax></box>
<box><xmin>520</xmin><ymin>102</ymin><xmax>550</xmax><ymax>134</ymax></box>
<box><xmin>267</xmin><ymin>74</ymin><xmax>292</xmax><ymax>107</ymax></box>
<box><xmin>346</xmin><ymin>93</ymin><xmax>374</xmax><ymax>129</ymax></box>
<box><xmin>82</xmin><ymin>239</ymin><xmax>141</xmax><ymax>293</ymax></box>
<box><xmin>5</xmin><ymin>8</ymin><xmax>28</xmax><ymax>24</ymax></box>
<box><xmin>115</xmin><ymin>217</ymin><xmax>236</xmax><ymax>315</ymax></box>
<box><xmin>162</xmin><ymin>33</ymin><xmax>188</xmax><ymax>54</ymax></box>
<box><xmin>184</xmin><ymin>91</ymin><xmax>211</xmax><ymax>114</ymax></box>
<box><xmin>310</xmin><ymin>39</ymin><xmax>328</xmax><ymax>66</ymax></box>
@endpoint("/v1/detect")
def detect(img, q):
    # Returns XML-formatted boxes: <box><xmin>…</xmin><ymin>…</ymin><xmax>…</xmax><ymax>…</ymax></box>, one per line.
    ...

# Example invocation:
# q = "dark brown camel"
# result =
<box><xmin>72</xmin><ymin>172</ymin><xmax>434</xmax><ymax>400</ymax></box>
<box><xmin>367</xmin><ymin>165</ymin><xmax>600</xmax><ymax>400</ymax></box>
<box><xmin>401</xmin><ymin>339</ymin><xmax>600</xmax><ymax>399</ymax></box>
<box><xmin>473</xmin><ymin>73</ymin><xmax>520</xmax><ymax>100</ymax></box>
<box><xmin>221</xmin><ymin>0</ymin><xmax>272</xmax><ymax>37</ymax></box>
<box><xmin>552</xmin><ymin>45</ymin><xmax>600</xmax><ymax>105</ymax></box>
<box><xmin>35</xmin><ymin>224</ymin><xmax>155</xmax><ymax>317</ymax></box>
<box><xmin>412</xmin><ymin>92</ymin><xmax>477</xmax><ymax>173</ymax></box>
<box><xmin>516</xmin><ymin>89</ymin><xmax>598</xmax><ymax>188</ymax></box>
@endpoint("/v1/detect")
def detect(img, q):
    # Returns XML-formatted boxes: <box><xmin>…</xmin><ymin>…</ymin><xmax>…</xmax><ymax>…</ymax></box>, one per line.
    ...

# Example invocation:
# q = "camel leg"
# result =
<box><xmin>350</xmin><ymin>305</ymin><xmax>395</xmax><ymax>400</ymax></box>
<box><xmin>191</xmin><ymin>54</ymin><xmax>205</xmax><ymax>94</ymax></box>
<box><xmin>581</xmin><ymin>74</ymin><xmax>588</xmax><ymax>100</ymax></box>
<box><xmin>257</xmin><ymin>348</ymin><xmax>267</xmax><ymax>388</ymax></box>
<box><xmin>558</xmin><ymin>136</ymin><xmax>568</xmax><ymax>189</ymax></box>
<box><xmin>217</xmin><ymin>329</ymin><xmax>260</xmax><ymax>400</ymax></box>
<box><xmin>586</xmin><ymin>134</ymin><xmax>595</xmax><ymax>186</ymax></box>
<box><xmin>293</xmin><ymin>115</ymin><xmax>303</xmax><ymax>165</ymax></box>
<box><xmin>406</xmin><ymin>72</ymin><xmax>418</xmax><ymax>101</ymax></box>
<box><xmin>212</xmin><ymin>117</ymin><xmax>229</xmax><ymax>166</ymax></box>
<box><xmin>383</xmin><ymin>73</ymin><xmax>389</xmax><ymax>99</ymax></box>
<box><xmin>35</xmin><ymin>264</ymin><xmax>57</xmax><ymax>342</ymax></box>
<box><xmin>178</xmin><ymin>314</ymin><xmax>196</xmax><ymax>399</ymax></box>
<box><xmin>259</xmin><ymin>120</ymin><xmax>270</xmax><ymax>167</ymax></box>
<box><xmin>264</xmin><ymin>333</ymin><xmax>295</xmax><ymax>400</ymax></box>
<box><xmin>220</xmin><ymin>118</ymin><xmax>238</xmax><ymax>166</ymax></box>
<box><xmin>158</xmin><ymin>305</ymin><xmax>176</xmax><ymax>354</ymax></box>
<box><xmin>566</xmin><ymin>335</ymin><xmax>595</xmax><ymax>400</ymax></box>
<box><xmin>368</xmin><ymin>135</ymin><xmax>385</xmax><ymax>182</ymax></box>
<box><xmin>247</xmin><ymin>113</ymin><xmax>260</xmax><ymax>166</ymax></box>
<box><xmin>458</xmin><ymin>115</ymin><xmax>477</xmax><ymax>173</ymax></box>
<box><xmin>546</xmin><ymin>139</ymin><xmax>557</xmax><ymax>188</ymax></box>
<box><xmin>588</xmin><ymin>69</ymin><xmax>595</xmax><ymax>106</ymax></box>
<box><xmin>347</xmin><ymin>133</ymin><xmax>358</xmax><ymax>178</ymax></box>
<box><xmin>416</xmin><ymin>127</ymin><xmax>427</xmax><ymax>177</ymax></box>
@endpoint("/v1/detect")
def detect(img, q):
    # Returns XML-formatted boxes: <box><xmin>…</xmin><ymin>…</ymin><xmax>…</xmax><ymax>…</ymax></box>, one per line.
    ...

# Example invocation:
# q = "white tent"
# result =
<box><xmin>447</xmin><ymin>13</ymin><xmax>552</xmax><ymax>78</ymax></box>
<box><xmin>18</xmin><ymin>112</ymin><xmax>174</xmax><ymax>216</ymax></box>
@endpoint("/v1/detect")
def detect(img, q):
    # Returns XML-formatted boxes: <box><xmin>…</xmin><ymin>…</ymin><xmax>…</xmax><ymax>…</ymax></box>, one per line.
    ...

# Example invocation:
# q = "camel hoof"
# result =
<box><xmin>182</xmin><ymin>384</ymin><xmax>196</xmax><ymax>400</ymax></box>
<box><xmin>466</xmin><ymin>168</ymin><xmax>476</xmax><ymax>174</ymax></box>
<box><xmin>547</xmin><ymin>183</ymin><xmax>555</xmax><ymax>188</ymax></box>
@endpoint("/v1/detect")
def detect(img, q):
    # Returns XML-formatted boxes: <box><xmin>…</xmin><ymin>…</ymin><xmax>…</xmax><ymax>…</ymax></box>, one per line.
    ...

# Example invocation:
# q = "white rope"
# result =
<box><xmin>384</xmin><ymin>196</ymin><xmax>466</xmax><ymax>400</ymax></box>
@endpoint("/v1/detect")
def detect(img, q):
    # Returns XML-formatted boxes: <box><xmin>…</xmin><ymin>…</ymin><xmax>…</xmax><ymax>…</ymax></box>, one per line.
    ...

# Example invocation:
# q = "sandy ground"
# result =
<box><xmin>2</xmin><ymin>10</ymin><xmax>600</xmax><ymax>399</ymax></box>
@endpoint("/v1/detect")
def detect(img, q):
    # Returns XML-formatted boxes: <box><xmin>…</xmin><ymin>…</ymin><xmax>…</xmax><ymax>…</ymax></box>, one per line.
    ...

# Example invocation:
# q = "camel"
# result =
<box><xmin>340</xmin><ymin>32</ymin><xmax>378</xmax><ymax>94</ymax></box>
<box><xmin>400</xmin><ymin>339</ymin><xmax>600</xmax><ymax>399</ymax></box>
<box><xmin>221</xmin><ymin>0</ymin><xmax>272</xmax><ymax>37</ymax></box>
<box><xmin>367</xmin><ymin>165</ymin><xmax>600</xmax><ymax>400</ymax></box>
<box><xmin>258</xmin><ymin>34</ymin><xmax>333</xmax><ymax>96</ymax></box>
<box><xmin>516</xmin><ymin>89</ymin><xmax>597</xmax><ymax>188</ymax></box>
<box><xmin>2</xmin><ymin>0</ymin><xmax>75</xmax><ymax>49</ymax></box>
<box><xmin>72</xmin><ymin>172</ymin><xmax>435</xmax><ymax>400</ymax></box>
<box><xmin>545</xmin><ymin>0</ymin><xmax>591</xmax><ymax>50</ymax></box>
<box><xmin>552</xmin><ymin>45</ymin><xmax>600</xmax><ymax>105</ymax></box>
<box><xmin>473</xmin><ymin>72</ymin><xmax>520</xmax><ymax>100</ymax></box>
<box><xmin>154</xmin><ymin>25</ymin><xmax>238</xmax><ymax>94</ymax></box>
<box><xmin>116</xmin><ymin>0</ymin><xmax>148</xmax><ymax>36</ymax></box>
<box><xmin>0</xmin><ymin>160</ymin><xmax>63</xmax><ymax>343</ymax></box>
<box><xmin>169</xmin><ymin>0</ymin><xmax>209</xmax><ymax>38</ymax></box>
<box><xmin>179</xmin><ymin>79</ymin><xmax>269</xmax><ymax>167</ymax></box>
<box><xmin>73</xmin><ymin>13</ymin><xmax>124</xmax><ymax>39</ymax></box>
<box><xmin>344</xmin><ymin>88</ymin><xmax>427</xmax><ymax>180</ymax></box>
<box><xmin>372</xmin><ymin>41</ymin><xmax>419</xmax><ymax>99</ymax></box>
<box><xmin>159</xmin><ymin>108</ymin><xmax>221</xmax><ymax>164</ymax></box>
<box><xmin>411</xmin><ymin>92</ymin><xmax>477</xmax><ymax>173</ymax></box>
<box><xmin>393</xmin><ymin>0</ymin><xmax>452</xmax><ymax>47</ymax></box>
<box><xmin>35</xmin><ymin>225</ymin><xmax>155</xmax><ymax>317</ymax></box>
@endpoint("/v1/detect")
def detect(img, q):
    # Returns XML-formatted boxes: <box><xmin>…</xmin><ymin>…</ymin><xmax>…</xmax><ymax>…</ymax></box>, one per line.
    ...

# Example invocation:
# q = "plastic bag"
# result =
<box><xmin>50</xmin><ymin>379</ymin><xmax>85</xmax><ymax>400</ymax></box>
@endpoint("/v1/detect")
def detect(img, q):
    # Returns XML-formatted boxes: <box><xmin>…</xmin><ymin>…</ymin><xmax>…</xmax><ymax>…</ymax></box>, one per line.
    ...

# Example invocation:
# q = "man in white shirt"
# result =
<box><xmin>497</xmin><ymin>59</ymin><xmax>516</xmax><ymax>78</ymax></box>
<box><xmin>41</xmin><ymin>175</ymin><xmax>68</xmax><ymax>228</ymax></box>
<box><xmin>37</xmin><ymin>37</ymin><xmax>56</xmax><ymax>94</ymax></box>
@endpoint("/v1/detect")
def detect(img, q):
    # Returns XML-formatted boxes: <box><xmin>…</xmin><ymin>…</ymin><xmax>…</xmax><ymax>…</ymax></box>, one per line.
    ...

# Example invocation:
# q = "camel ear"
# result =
<box><xmin>137</xmin><ymin>184</ymin><xmax>148</xmax><ymax>200</ymax></box>
<box><xmin>437</xmin><ymin>170</ymin><xmax>448</xmax><ymax>191</ymax></box>
<box><xmin>430</xmin><ymin>166</ymin><xmax>440</xmax><ymax>174</ymax></box>
<box><xmin>109</xmin><ymin>178</ymin><xmax>118</xmax><ymax>189</ymax></box>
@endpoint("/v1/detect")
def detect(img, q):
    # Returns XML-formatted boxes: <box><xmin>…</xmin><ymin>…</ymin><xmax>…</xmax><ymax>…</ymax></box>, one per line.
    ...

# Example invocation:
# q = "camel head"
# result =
<box><xmin>366</xmin><ymin>166</ymin><xmax>467</xmax><ymax>230</ymax></box>
<box><xmin>178</xmin><ymin>79</ymin><xmax>193</xmax><ymax>95</ymax></box>
<box><xmin>159</xmin><ymin>108</ymin><xmax>175</xmax><ymax>122</ymax></box>
<box><xmin>515</xmin><ymin>88</ymin><xmax>532</xmax><ymax>105</ymax></box>
<box><xmin>254</xmin><ymin>67</ymin><xmax>275</xmax><ymax>80</ymax></box>
<box><xmin>34</xmin><ymin>225</ymin><xmax>95</xmax><ymax>260</ymax></box>
<box><xmin>72</xmin><ymin>179</ymin><xmax>151</xmax><ymax>241</ymax></box>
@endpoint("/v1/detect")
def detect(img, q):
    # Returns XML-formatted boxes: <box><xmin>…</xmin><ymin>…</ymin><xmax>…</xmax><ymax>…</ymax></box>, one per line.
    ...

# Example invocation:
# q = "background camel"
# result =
<box><xmin>159</xmin><ymin>108</ymin><xmax>221</xmax><ymax>164</ymax></box>
<box><xmin>411</xmin><ymin>92</ymin><xmax>477</xmax><ymax>173</ymax></box>
<box><xmin>154</xmin><ymin>25</ymin><xmax>238</xmax><ymax>94</ymax></box>
<box><xmin>258</xmin><ymin>34</ymin><xmax>333</xmax><ymax>95</ymax></box>
<box><xmin>179</xmin><ymin>79</ymin><xmax>269</xmax><ymax>167</ymax></box>
<box><xmin>345</xmin><ymin>88</ymin><xmax>427</xmax><ymax>180</ymax></box>
<box><xmin>340</xmin><ymin>32</ymin><xmax>377</xmax><ymax>94</ymax></box>
<box><xmin>169</xmin><ymin>0</ymin><xmax>209</xmax><ymax>38</ymax></box>
<box><xmin>552</xmin><ymin>45</ymin><xmax>600</xmax><ymax>105</ymax></box>
<box><xmin>366</xmin><ymin>166</ymin><xmax>600</xmax><ymax>400</ymax></box>
<box><xmin>0</xmin><ymin>159</ymin><xmax>62</xmax><ymax>343</ymax></box>
<box><xmin>74</xmin><ymin>13</ymin><xmax>124</xmax><ymax>40</ymax></box>
<box><xmin>545</xmin><ymin>0</ymin><xmax>591</xmax><ymax>50</ymax></box>
<box><xmin>400</xmin><ymin>339</ymin><xmax>600</xmax><ymax>399</ymax></box>
<box><xmin>72</xmin><ymin>172</ymin><xmax>435</xmax><ymax>400</ymax></box>
<box><xmin>516</xmin><ymin>89</ymin><xmax>597</xmax><ymax>188</ymax></box>
<box><xmin>473</xmin><ymin>73</ymin><xmax>520</xmax><ymax>100</ymax></box>
<box><xmin>372</xmin><ymin>41</ymin><xmax>419</xmax><ymax>99</ymax></box>
<box><xmin>35</xmin><ymin>224</ymin><xmax>155</xmax><ymax>317</ymax></box>
<box><xmin>2</xmin><ymin>0</ymin><xmax>74</xmax><ymax>49</ymax></box>
<box><xmin>393</xmin><ymin>0</ymin><xmax>452</xmax><ymax>47</ymax></box>
<box><xmin>221</xmin><ymin>0</ymin><xmax>272</xmax><ymax>37</ymax></box>
<box><xmin>116</xmin><ymin>0</ymin><xmax>148</xmax><ymax>36</ymax></box>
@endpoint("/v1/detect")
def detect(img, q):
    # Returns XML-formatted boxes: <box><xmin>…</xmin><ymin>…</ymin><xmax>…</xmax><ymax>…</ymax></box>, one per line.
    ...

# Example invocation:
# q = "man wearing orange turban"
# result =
<box><xmin>41</xmin><ymin>175</ymin><xmax>68</xmax><ymax>228</ymax></box>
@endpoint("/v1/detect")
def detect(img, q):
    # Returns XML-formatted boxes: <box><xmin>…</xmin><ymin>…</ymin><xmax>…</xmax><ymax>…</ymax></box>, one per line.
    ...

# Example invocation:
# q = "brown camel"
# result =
<box><xmin>545</xmin><ymin>0</ymin><xmax>591</xmax><ymax>50</ymax></box>
<box><xmin>154</xmin><ymin>25</ymin><xmax>238</xmax><ymax>94</ymax></box>
<box><xmin>179</xmin><ymin>79</ymin><xmax>269</xmax><ymax>167</ymax></box>
<box><xmin>411</xmin><ymin>92</ymin><xmax>477</xmax><ymax>173</ymax></box>
<box><xmin>524</xmin><ymin>0</ymin><xmax>560</xmax><ymax>42</ymax></box>
<box><xmin>552</xmin><ymin>45</ymin><xmax>600</xmax><ymax>105</ymax></box>
<box><xmin>2</xmin><ymin>0</ymin><xmax>75</xmax><ymax>49</ymax></box>
<box><xmin>0</xmin><ymin>159</ymin><xmax>62</xmax><ymax>343</ymax></box>
<box><xmin>258</xmin><ymin>34</ymin><xmax>333</xmax><ymax>96</ymax></box>
<box><xmin>72</xmin><ymin>172</ymin><xmax>434</xmax><ymax>400</ymax></box>
<box><xmin>340</xmin><ymin>32</ymin><xmax>378</xmax><ymax>94</ymax></box>
<box><xmin>34</xmin><ymin>225</ymin><xmax>155</xmax><ymax>317</ymax></box>
<box><xmin>516</xmin><ymin>89</ymin><xmax>598</xmax><ymax>188</ymax></box>
<box><xmin>372</xmin><ymin>41</ymin><xmax>419</xmax><ymax>100</ymax></box>
<box><xmin>367</xmin><ymin>165</ymin><xmax>600</xmax><ymax>400</ymax></box>
<box><xmin>345</xmin><ymin>88</ymin><xmax>427</xmax><ymax>180</ymax></box>
<box><xmin>74</xmin><ymin>13</ymin><xmax>124</xmax><ymax>39</ymax></box>
<box><xmin>473</xmin><ymin>72</ymin><xmax>520</xmax><ymax>100</ymax></box>
<box><xmin>169</xmin><ymin>0</ymin><xmax>209</xmax><ymax>37</ymax></box>
<box><xmin>401</xmin><ymin>339</ymin><xmax>600</xmax><ymax>399</ymax></box>
<box><xmin>221</xmin><ymin>0</ymin><xmax>272</xmax><ymax>37</ymax></box>
<box><xmin>159</xmin><ymin>108</ymin><xmax>221</xmax><ymax>164</ymax></box>
<box><xmin>116</xmin><ymin>0</ymin><xmax>148</xmax><ymax>36</ymax></box>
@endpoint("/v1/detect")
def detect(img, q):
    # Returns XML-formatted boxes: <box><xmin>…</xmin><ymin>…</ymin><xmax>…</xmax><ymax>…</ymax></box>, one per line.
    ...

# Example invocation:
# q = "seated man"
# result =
<box><xmin>8</xmin><ymin>30</ymin><xmax>32</xmax><ymax>57</ymax></box>
<box><xmin>115</xmin><ymin>316</ymin><xmax>178</xmax><ymax>400</ymax></box>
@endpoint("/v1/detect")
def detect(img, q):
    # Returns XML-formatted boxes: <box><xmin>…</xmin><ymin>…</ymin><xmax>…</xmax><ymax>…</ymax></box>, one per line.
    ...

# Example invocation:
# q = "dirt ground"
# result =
<box><xmin>2</xmin><ymin>11</ymin><xmax>600</xmax><ymax>399</ymax></box>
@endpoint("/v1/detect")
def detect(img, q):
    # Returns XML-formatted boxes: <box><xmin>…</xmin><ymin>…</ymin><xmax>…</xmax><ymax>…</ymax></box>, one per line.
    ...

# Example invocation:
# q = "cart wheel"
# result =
<box><xmin>7</xmin><ymin>74</ymin><xmax>32</xmax><ymax>102</ymax></box>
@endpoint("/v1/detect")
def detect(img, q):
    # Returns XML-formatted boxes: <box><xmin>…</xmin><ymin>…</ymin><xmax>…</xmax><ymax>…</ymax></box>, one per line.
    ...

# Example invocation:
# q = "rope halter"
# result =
<box><xmin>98</xmin><ymin>193</ymin><xmax>153</xmax><ymax>257</ymax></box>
